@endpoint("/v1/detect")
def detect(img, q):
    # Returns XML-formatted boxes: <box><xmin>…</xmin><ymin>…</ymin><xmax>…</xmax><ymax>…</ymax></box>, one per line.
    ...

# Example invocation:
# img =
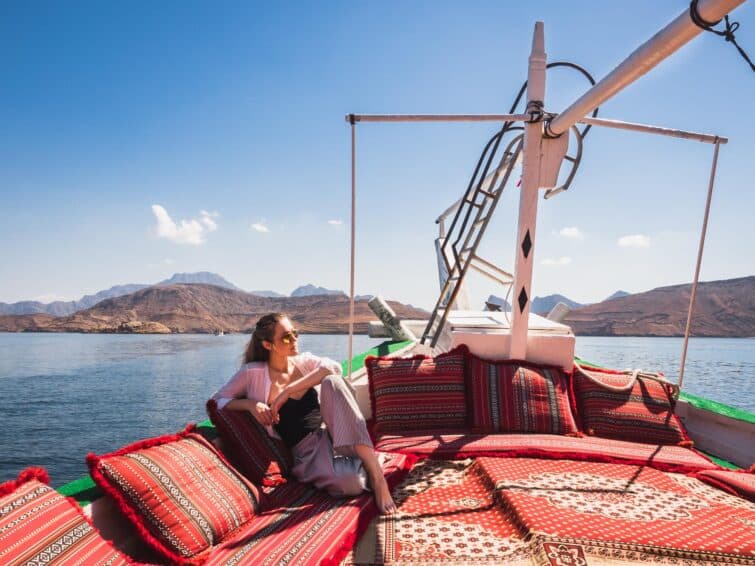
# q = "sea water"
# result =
<box><xmin>0</xmin><ymin>333</ymin><xmax>752</xmax><ymax>486</ymax></box>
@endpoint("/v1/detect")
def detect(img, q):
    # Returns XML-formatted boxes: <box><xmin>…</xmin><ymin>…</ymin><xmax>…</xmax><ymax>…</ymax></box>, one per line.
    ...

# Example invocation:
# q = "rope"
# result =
<box><xmin>678</xmin><ymin>139</ymin><xmax>721</xmax><ymax>389</ymax></box>
<box><xmin>347</xmin><ymin>115</ymin><xmax>356</xmax><ymax>379</ymax></box>
<box><xmin>573</xmin><ymin>360</ymin><xmax>680</xmax><ymax>399</ymax></box>
<box><xmin>689</xmin><ymin>0</ymin><xmax>755</xmax><ymax>72</ymax></box>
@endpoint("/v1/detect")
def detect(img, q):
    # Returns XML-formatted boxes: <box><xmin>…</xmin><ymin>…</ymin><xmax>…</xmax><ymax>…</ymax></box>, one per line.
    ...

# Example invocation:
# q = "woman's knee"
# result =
<box><xmin>321</xmin><ymin>373</ymin><xmax>345</xmax><ymax>392</ymax></box>
<box><xmin>327</xmin><ymin>458</ymin><xmax>368</xmax><ymax>497</ymax></box>
<box><xmin>327</xmin><ymin>472</ymin><xmax>368</xmax><ymax>497</ymax></box>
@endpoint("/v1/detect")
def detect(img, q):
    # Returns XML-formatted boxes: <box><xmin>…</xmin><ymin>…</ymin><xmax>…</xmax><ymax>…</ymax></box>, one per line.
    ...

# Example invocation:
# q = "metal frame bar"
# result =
<box><xmin>579</xmin><ymin>116</ymin><xmax>728</xmax><ymax>145</ymax></box>
<box><xmin>348</xmin><ymin>113</ymin><xmax>727</xmax><ymax>145</ymax></box>
<box><xmin>346</xmin><ymin>113</ymin><xmax>530</xmax><ymax>123</ymax></box>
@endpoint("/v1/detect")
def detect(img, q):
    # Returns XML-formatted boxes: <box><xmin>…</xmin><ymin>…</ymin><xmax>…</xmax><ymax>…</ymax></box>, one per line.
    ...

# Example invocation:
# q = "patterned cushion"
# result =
<box><xmin>572</xmin><ymin>365</ymin><xmax>689</xmax><ymax>445</ymax></box>
<box><xmin>206</xmin><ymin>399</ymin><xmax>292</xmax><ymax>487</ymax></box>
<box><xmin>374</xmin><ymin>433</ymin><xmax>718</xmax><ymax>473</ymax></box>
<box><xmin>204</xmin><ymin>451</ymin><xmax>416</xmax><ymax>566</ymax></box>
<box><xmin>466</xmin><ymin>354</ymin><xmax>579</xmax><ymax>434</ymax></box>
<box><xmin>694</xmin><ymin>469</ymin><xmax>755</xmax><ymax>502</ymax></box>
<box><xmin>87</xmin><ymin>427</ymin><xmax>261</xmax><ymax>565</ymax></box>
<box><xmin>366</xmin><ymin>345</ymin><xmax>468</xmax><ymax>435</ymax></box>
<box><xmin>0</xmin><ymin>467</ymin><xmax>130</xmax><ymax>566</ymax></box>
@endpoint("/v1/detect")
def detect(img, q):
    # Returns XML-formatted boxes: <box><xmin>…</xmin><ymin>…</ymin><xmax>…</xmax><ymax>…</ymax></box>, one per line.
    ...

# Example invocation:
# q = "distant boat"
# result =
<box><xmin>214</xmin><ymin>329</ymin><xmax>225</xmax><ymax>336</ymax></box>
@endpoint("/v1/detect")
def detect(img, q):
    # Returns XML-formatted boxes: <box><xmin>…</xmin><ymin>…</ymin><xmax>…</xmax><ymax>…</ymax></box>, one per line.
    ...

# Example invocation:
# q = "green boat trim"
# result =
<box><xmin>61</xmin><ymin>343</ymin><xmax>749</xmax><ymax>505</ymax></box>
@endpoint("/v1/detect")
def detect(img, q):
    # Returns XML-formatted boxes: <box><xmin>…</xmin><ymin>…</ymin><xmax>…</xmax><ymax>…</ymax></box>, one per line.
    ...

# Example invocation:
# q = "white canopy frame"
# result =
<box><xmin>345</xmin><ymin>113</ymin><xmax>726</xmax><ymax>386</ymax></box>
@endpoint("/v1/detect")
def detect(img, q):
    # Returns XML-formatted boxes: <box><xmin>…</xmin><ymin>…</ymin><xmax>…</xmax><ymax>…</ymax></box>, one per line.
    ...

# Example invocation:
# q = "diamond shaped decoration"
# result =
<box><xmin>521</xmin><ymin>230</ymin><xmax>532</xmax><ymax>259</ymax></box>
<box><xmin>518</xmin><ymin>287</ymin><xmax>529</xmax><ymax>313</ymax></box>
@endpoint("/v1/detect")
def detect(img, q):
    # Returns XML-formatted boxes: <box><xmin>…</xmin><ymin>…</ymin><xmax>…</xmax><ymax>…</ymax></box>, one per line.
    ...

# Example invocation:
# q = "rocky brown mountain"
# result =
<box><xmin>0</xmin><ymin>284</ymin><xmax>428</xmax><ymax>334</ymax></box>
<box><xmin>564</xmin><ymin>276</ymin><xmax>755</xmax><ymax>337</ymax></box>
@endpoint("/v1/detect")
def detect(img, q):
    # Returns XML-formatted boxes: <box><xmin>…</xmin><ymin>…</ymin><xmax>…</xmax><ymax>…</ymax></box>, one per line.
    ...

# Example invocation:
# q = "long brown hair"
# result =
<box><xmin>243</xmin><ymin>312</ymin><xmax>286</xmax><ymax>364</ymax></box>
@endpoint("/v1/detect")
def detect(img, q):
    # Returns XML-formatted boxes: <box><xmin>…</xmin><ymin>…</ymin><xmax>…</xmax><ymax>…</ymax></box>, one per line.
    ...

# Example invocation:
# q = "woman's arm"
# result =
<box><xmin>269</xmin><ymin>365</ymin><xmax>331</xmax><ymax>418</ymax></box>
<box><xmin>213</xmin><ymin>366</ymin><xmax>277</xmax><ymax>426</ymax></box>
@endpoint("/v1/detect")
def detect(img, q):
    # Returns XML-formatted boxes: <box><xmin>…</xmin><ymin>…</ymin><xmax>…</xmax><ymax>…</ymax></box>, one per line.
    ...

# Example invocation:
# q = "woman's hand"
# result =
<box><xmin>270</xmin><ymin>388</ymin><xmax>290</xmax><ymax>422</ymax></box>
<box><xmin>251</xmin><ymin>401</ymin><xmax>278</xmax><ymax>426</ymax></box>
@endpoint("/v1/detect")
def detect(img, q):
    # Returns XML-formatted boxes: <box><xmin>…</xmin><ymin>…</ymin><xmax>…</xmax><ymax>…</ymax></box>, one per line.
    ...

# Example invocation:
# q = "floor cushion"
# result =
<box><xmin>694</xmin><ymin>468</ymin><xmax>755</xmax><ymax>502</ymax></box>
<box><xmin>475</xmin><ymin>457</ymin><xmax>755</xmax><ymax>564</ymax></box>
<box><xmin>374</xmin><ymin>432</ymin><xmax>718</xmax><ymax>473</ymax></box>
<box><xmin>0</xmin><ymin>467</ymin><xmax>131</xmax><ymax>565</ymax></box>
<box><xmin>572</xmin><ymin>365</ymin><xmax>690</xmax><ymax>445</ymax></box>
<box><xmin>204</xmin><ymin>451</ymin><xmax>415</xmax><ymax>566</ymax></box>
<box><xmin>207</xmin><ymin>398</ymin><xmax>292</xmax><ymax>487</ymax></box>
<box><xmin>87</xmin><ymin>426</ymin><xmax>261</xmax><ymax>565</ymax></box>
<box><xmin>466</xmin><ymin>354</ymin><xmax>579</xmax><ymax>435</ymax></box>
<box><xmin>366</xmin><ymin>345</ymin><xmax>468</xmax><ymax>435</ymax></box>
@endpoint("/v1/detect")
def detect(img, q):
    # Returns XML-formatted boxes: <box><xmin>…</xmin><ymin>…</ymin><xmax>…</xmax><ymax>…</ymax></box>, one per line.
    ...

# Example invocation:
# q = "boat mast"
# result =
<box><xmin>509</xmin><ymin>0</ymin><xmax>747</xmax><ymax>360</ymax></box>
<box><xmin>509</xmin><ymin>22</ymin><xmax>546</xmax><ymax>360</ymax></box>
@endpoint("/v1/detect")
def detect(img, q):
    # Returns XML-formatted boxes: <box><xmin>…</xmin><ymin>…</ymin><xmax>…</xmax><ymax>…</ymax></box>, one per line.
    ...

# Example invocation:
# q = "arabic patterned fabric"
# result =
<box><xmin>572</xmin><ymin>366</ymin><xmax>689</xmax><ymax>445</ymax></box>
<box><xmin>86</xmin><ymin>428</ymin><xmax>260</xmax><ymax>565</ymax></box>
<box><xmin>466</xmin><ymin>355</ymin><xmax>579</xmax><ymax>435</ymax></box>
<box><xmin>0</xmin><ymin>467</ymin><xmax>131</xmax><ymax>566</ymax></box>
<box><xmin>474</xmin><ymin>457</ymin><xmax>755</xmax><ymax>564</ymax></box>
<box><xmin>206</xmin><ymin>398</ymin><xmax>293</xmax><ymax>487</ymax></box>
<box><xmin>366</xmin><ymin>346</ymin><xmax>468</xmax><ymax>435</ymax></box>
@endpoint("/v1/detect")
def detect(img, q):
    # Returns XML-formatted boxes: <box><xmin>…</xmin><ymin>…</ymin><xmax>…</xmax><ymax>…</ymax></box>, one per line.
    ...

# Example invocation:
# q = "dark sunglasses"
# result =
<box><xmin>280</xmin><ymin>329</ymin><xmax>299</xmax><ymax>344</ymax></box>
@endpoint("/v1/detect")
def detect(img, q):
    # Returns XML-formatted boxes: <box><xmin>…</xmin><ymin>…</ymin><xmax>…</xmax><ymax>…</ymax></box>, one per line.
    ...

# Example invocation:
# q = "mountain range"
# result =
<box><xmin>1</xmin><ymin>273</ymin><xmax>752</xmax><ymax>336</ymax></box>
<box><xmin>0</xmin><ymin>273</ymin><xmax>357</xmax><ymax>316</ymax></box>
<box><xmin>564</xmin><ymin>276</ymin><xmax>755</xmax><ymax>337</ymax></box>
<box><xmin>0</xmin><ymin>284</ymin><xmax>427</xmax><ymax>334</ymax></box>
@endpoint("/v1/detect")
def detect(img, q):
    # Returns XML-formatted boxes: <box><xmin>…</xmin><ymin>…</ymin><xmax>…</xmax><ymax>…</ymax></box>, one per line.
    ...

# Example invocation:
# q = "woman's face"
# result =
<box><xmin>269</xmin><ymin>317</ymin><xmax>299</xmax><ymax>357</ymax></box>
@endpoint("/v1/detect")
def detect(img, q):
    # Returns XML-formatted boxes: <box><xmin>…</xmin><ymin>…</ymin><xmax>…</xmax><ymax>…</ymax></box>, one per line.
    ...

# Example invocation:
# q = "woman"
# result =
<box><xmin>212</xmin><ymin>312</ymin><xmax>396</xmax><ymax>514</ymax></box>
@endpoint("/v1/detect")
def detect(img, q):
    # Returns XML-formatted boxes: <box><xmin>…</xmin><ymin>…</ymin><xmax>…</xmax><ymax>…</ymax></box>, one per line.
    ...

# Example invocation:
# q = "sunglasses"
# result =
<box><xmin>279</xmin><ymin>329</ymin><xmax>300</xmax><ymax>344</ymax></box>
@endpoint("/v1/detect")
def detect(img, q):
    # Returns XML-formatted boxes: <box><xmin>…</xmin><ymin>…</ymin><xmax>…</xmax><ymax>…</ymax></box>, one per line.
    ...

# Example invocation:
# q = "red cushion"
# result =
<box><xmin>694</xmin><ymin>469</ymin><xmax>755</xmax><ymax>502</ymax></box>
<box><xmin>0</xmin><ymin>467</ymin><xmax>131</xmax><ymax>565</ymax></box>
<box><xmin>374</xmin><ymin>433</ymin><xmax>718</xmax><ymax>473</ymax></box>
<box><xmin>87</xmin><ymin>427</ymin><xmax>261</xmax><ymax>565</ymax></box>
<box><xmin>366</xmin><ymin>345</ymin><xmax>468</xmax><ymax>435</ymax></box>
<box><xmin>572</xmin><ymin>365</ymin><xmax>689</xmax><ymax>445</ymax></box>
<box><xmin>206</xmin><ymin>399</ymin><xmax>292</xmax><ymax>487</ymax></box>
<box><xmin>204</xmin><ymin>451</ymin><xmax>416</xmax><ymax>566</ymax></box>
<box><xmin>466</xmin><ymin>354</ymin><xmax>579</xmax><ymax>434</ymax></box>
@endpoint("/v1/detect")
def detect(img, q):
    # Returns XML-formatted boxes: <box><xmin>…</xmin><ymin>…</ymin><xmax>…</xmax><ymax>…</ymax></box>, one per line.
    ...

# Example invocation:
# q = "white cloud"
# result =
<box><xmin>541</xmin><ymin>256</ymin><xmax>572</xmax><ymax>266</ymax></box>
<box><xmin>199</xmin><ymin>210</ymin><xmax>219</xmax><ymax>232</ymax></box>
<box><xmin>559</xmin><ymin>227</ymin><xmax>583</xmax><ymax>239</ymax></box>
<box><xmin>327</xmin><ymin>219</ymin><xmax>343</xmax><ymax>226</ymax></box>
<box><xmin>151</xmin><ymin>205</ymin><xmax>218</xmax><ymax>245</ymax></box>
<box><xmin>618</xmin><ymin>234</ymin><xmax>651</xmax><ymax>248</ymax></box>
<box><xmin>163</xmin><ymin>258</ymin><xmax>175</xmax><ymax>265</ymax></box>
<box><xmin>251</xmin><ymin>222</ymin><xmax>270</xmax><ymax>233</ymax></box>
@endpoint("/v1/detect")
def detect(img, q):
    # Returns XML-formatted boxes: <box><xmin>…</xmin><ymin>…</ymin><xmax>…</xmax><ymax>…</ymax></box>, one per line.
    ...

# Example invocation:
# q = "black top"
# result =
<box><xmin>273</xmin><ymin>387</ymin><xmax>322</xmax><ymax>448</ymax></box>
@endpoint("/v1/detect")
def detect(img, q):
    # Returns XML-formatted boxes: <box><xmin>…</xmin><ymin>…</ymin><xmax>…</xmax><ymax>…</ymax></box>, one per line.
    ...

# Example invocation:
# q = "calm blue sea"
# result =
<box><xmin>0</xmin><ymin>333</ymin><xmax>752</xmax><ymax>487</ymax></box>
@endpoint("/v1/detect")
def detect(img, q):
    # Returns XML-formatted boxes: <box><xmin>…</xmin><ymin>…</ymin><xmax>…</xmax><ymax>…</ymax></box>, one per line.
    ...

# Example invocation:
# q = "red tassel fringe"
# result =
<box><xmin>0</xmin><ymin>466</ymin><xmax>50</xmax><ymax>497</ymax></box>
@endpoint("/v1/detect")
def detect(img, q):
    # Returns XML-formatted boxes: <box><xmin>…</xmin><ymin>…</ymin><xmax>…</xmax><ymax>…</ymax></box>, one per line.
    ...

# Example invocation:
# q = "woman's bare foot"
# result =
<box><xmin>354</xmin><ymin>444</ymin><xmax>398</xmax><ymax>514</ymax></box>
<box><xmin>371</xmin><ymin>473</ymin><xmax>397</xmax><ymax>514</ymax></box>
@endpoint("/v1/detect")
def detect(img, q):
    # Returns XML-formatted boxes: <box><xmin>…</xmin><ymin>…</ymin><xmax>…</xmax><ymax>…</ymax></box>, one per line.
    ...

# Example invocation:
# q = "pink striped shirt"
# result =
<box><xmin>211</xmin><ymin>352</ymin><xmax>341</xmax><ymax>438</ymax></box>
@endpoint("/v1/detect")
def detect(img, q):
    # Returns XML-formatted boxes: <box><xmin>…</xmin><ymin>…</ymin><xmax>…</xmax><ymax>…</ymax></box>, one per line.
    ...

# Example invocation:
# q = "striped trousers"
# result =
<box><xmin>290</xmin><ymin>374</ymin><xmax>374</xmax><ymax>497</ymax></box>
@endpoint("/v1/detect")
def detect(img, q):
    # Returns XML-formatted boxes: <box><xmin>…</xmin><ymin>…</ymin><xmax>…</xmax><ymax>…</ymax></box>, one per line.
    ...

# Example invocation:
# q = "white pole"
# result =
<box><xmin>347</xmin><ymin>119</ymin><xmax>356</xmax><ymax>379</ymax></box>
<box><xmin>548</xmin><ymin>0</ymin><xmax>747</xmax><ymax>137</ymax></box>
<box><xmin>510</xmin><ymin>22</ymin><xmax>546</xmax><ymax>360</ymax></box>
<box><xmin>678</xmin><ymin>139</ymin><xmax>721</xmax><ymax>389</ymax></box>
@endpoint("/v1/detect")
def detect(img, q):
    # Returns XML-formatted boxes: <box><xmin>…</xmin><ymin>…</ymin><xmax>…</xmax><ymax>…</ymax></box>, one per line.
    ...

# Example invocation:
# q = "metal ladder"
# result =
<box><xmin>421</xmin><ymin>133</ymin><xmax>524</xmax><ymax>347</ymax></box>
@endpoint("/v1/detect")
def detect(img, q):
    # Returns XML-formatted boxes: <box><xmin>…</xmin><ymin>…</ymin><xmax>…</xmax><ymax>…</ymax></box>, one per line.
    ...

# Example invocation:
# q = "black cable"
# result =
<box><xmin>690</xmin><ymin>0</ymin><xmax>755</xmax><ymax>72</ymax></box>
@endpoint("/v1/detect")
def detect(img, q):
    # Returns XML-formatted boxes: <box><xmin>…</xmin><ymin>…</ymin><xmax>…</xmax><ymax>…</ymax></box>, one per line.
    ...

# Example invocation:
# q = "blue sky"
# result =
<box><xmin>1</xmin><ymin>1</ymin><xmax>753</xmax><ymax>309</ymax></box>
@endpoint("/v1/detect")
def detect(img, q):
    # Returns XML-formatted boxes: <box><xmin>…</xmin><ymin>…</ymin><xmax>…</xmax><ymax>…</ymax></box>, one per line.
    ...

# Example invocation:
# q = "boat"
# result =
<box><xmin>2</xmin><ymin>1</ymin><xmax>754</xmax><ymax>564</ymax></box>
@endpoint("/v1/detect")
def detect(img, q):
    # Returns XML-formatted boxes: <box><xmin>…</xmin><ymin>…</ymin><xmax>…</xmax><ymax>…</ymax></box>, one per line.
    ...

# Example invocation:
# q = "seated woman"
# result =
<box><xmin>212</xmin><ymin>312</ymin><xmax>396</xmax><ymax>514</ymax></box>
